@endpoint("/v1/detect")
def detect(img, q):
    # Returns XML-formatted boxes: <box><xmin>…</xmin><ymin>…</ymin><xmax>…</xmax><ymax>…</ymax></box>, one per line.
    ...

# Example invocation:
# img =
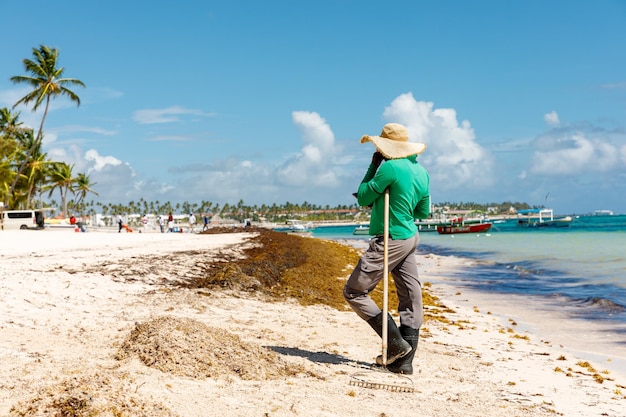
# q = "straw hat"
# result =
<box><xmin>360</xmin><ymin>123</ymin><xmax>426</xmax><ymax>159</ymax></box>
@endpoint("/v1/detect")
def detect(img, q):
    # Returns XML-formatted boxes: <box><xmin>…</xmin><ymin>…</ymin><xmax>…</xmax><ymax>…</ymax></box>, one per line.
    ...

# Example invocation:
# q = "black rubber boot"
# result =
<box><xmin>385</xmin><ymin>326</ymin><xmax>419</xmax><ymax>374</ymax></box>
<box><xmin>366</xmin><ymin>312</ymin><xmax>412</xmax><ymax>365</ymax></box>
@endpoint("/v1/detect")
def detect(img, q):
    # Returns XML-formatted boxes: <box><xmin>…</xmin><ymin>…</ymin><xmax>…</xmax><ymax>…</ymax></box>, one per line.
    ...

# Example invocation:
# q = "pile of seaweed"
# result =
<box><xmin>194</xmin><ymin>227</ymin><xmax>450</xmax><ymax>319</ymax></box>
<box><xmin>189</xmin><ymin>227</ymin><xmax>372</xmax><ymax>310</ymax></box>
<box><xmin>115</xmin><ymin>316</ymin><xmax>304</xmax><ymax>380</ymax></box>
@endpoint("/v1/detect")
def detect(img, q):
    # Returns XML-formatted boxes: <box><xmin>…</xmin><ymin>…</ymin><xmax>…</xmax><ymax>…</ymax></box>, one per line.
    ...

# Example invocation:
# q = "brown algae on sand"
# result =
<box><xmin>188</xmin><ymin>227</ymin><xmax>360</xmax><ymax>309</ymax></box>
<box><xmin>191</xmin><ymin>227</ymin><xmax>449</xmax><ymax>317</ymax></box>
<box><xmin>115</xmin><ymin>316</ymin><xmax>304</xmax><ymax>380</ymax></box>
<box><xmin>9</xmin><ymin>371</ymin><xmax>178</xmax><ymax>417</ymax></box>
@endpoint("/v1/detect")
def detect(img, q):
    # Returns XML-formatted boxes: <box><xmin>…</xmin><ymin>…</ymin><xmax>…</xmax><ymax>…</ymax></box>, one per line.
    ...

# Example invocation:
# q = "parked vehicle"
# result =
<box><xmin>0</xmin><ymin>209</ymin><xmax>47</xmax><ymax>230</ymax></box>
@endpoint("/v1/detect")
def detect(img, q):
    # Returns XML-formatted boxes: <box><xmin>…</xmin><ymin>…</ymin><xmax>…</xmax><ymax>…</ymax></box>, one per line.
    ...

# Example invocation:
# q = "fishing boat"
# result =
<box><xmin>353</xmin><ymin>224</ymin><xmax>370</xmax><ymax>235</ymax></box>
<box><xmin>436</xmin><ymin>222</ymin><xmax>492</xmax><ymax>234</ymax></box>
<box><xmin>516</xmin><ymin>209</ymin><xmax>572</xmax><ymax>228</ymax></box>
<box><xmin>354</xmin><ymin>216</ymin><xmax>489</xmax><ymax>235</ymax></box>
<box><xmin>416</xmin><ymin>222</ymin><xmax>442</xmax><ymax>233</ymax></box>
<box><xmin>274</xmin><ymin>219</ymin><xmax>315</xmax><ymax>233</ymax></box>
<box><xmin>416</xmin><ymin>216</ymin><xmax>484</xmax><ymax>233</ymax></box>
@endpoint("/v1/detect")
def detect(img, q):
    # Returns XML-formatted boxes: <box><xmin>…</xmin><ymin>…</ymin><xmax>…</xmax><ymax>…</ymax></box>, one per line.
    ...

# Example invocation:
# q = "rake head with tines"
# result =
<box><xmin>349</xmin><ymin>370</ymin><xmax>415</xmax><ymax>393</ymax></box>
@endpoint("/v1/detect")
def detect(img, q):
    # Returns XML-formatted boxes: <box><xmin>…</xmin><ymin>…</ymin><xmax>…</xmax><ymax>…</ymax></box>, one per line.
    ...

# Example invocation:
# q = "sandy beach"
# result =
<box><xmin>1</xmin><ymin>229</ymin><xmax>625</xmax><ymax>416</ymax></box>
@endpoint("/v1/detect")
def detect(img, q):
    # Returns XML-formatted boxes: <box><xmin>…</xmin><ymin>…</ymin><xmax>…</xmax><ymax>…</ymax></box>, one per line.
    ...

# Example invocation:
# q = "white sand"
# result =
<box><xmin>1</xmin><ymin>229</ymin><xmax>625</xmax><ymax>416</ymax></box>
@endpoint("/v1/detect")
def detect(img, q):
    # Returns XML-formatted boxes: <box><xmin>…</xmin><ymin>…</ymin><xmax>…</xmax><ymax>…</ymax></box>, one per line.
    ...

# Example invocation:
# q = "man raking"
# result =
<box><xmin>343</xmin><ymin>123</ymin><xmax>430</xmax><ymax>375</ymax></box>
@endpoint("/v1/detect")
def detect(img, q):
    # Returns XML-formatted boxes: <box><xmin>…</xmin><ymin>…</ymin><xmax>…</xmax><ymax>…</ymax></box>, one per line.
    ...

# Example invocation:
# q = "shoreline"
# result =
<box><xmin>1</xmin><ymin>230</ymin><xmax>625</xmax><ymax>416</ymax></box>
<box><xmin>336</xmin><ymin>235</ymin><xmax>626</xmax><ymax>381</ymax></box>
<box><xmin>412</xmin><ymin>238</ymin><xmax>626</xmax><ymax>381</ymax></box>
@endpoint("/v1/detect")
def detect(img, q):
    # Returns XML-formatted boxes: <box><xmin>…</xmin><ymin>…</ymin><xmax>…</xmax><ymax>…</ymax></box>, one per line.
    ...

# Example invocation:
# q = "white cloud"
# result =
<box><xmin>145</xmin><ymin>134</ymin><xmax>192</xmax><ymax>142</ymax></box>
<box><xmin>41</xmin><ymin>131</ymin><xmax>59</xmax><ymax>146</ymax></box>
<box><xmin>51</xmin><ymin>125</ymin><xmax>117</xmax><ymax>136</ymax></box>
<box><xmin>275</xmin><ymin>111</ymin><xmax>341</xmax><ymax>187</ymax></box>
<box><xmin>161</xmin><ymin>159</ymin><xmax>279</xmax><ymax>204</ymax></box>
<box><xmin>84</xmin><ymin>149</ymin><xmax>122</xmax><ymax>172</ymax></box>
<box><xmin>158</xmin><ymin>183</ymin><xmax>175</xmax><ymax>194</ymax></box>
<box><xmin>600</xmin><ymin>81</ymin><xmax>626</xmax><ymax>90</ymax></box>
<box><xmin>530</xmin><ymin>131</ymin><xmax>621</xmax><ymax>175</ymax></box>
<box><xmin>149</xmin><ymin>111</ymin><xmax>350</xmax><ymax>205</ymax></box>
<box><xmin>87</xmin><ymin>87</ymin><xmax>124</xmax><ymax>101</ymax></box>
<box><xmin>91</xmin><ymin>162</ymin><xmax>139</xmax><ymax>202</ymax></box>
<box><xmin>381</xmin><ymin>93</ymin><xmax>494</xmax><ymax>190</ymax></box>
<box><xmin>46</xmin><ymin>145</ymin><xmax>122</xmax><ymax>175</ymax></box>
<box><xmin>43</xmin><ymin>125</ymin><xmax>117</xmax><ymax>147</ymax></box>
<box><xmin>47</xmin><ymin>143</ymin><xmax>83</xmax><ymax>166</ymax></box>
<box><xmin>43</xmin><ymin>141</ymin><xmax>140</xmax><ymax>204</ymax></box>
<box><xmin>544</xmin><ymin>111</ymin><xmax>560</xmax><ymax>127</ymax></box>
<box><xmin>133</xmin><ymin>106</ymin><xmax>213</xmax><ymax>124</ymax></box>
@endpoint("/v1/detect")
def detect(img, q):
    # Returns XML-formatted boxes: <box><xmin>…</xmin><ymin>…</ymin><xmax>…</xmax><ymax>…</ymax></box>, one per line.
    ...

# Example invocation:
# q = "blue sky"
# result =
<box><xmin>2</xmin><ymin>0</ymin><xmax>625</xmax><ymax>214</ymax></box>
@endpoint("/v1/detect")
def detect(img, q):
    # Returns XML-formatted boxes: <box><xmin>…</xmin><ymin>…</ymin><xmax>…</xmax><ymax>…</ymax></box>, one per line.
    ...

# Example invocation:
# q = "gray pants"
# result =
<box><xmin>343</xmin><ymin>233</ymin><xmax>423</xmax><ymax>329</ymax></box>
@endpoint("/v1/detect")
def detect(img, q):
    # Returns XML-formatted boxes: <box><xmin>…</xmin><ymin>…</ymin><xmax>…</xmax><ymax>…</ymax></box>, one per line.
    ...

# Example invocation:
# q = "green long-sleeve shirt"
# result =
<box><xmin>357</xmin><ymin>155</ymin><xmax>430</xmax><ymax>240</ymax></box>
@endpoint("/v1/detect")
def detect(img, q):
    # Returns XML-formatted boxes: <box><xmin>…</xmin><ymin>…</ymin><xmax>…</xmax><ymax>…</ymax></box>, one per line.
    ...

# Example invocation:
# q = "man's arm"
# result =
<box><xmin>413</xmin><ymin>195</ymin><xmax>430</xmax><ymax>220</ymax></box>
<box><xmin>356</xmin><ymin>152</ymin><xmax>390</xmax><ymax>207</ymax></box>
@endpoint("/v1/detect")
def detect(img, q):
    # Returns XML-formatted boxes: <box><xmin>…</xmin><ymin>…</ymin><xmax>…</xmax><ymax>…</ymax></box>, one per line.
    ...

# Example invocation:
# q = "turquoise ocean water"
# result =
<box><xmin>312</xmin><ymin>215</ymin><xmax>626</xmax><ymax>374</ymax></box>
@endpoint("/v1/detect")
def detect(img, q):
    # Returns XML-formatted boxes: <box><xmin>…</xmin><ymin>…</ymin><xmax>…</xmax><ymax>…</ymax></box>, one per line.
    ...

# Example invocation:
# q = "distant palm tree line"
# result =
<box><xmin>62</xmin><ymin>199</ymin><xmax>537</xmax><ymax>227</ymax></box>
<box><xmin>68</xmin><ymin>199</ymin><xmax>362</xmax><ymax>225</ymax></box>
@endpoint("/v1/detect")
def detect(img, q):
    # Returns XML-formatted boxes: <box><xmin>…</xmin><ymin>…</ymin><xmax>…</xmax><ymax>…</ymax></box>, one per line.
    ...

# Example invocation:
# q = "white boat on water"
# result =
<box><xmin>516</xmin><ymin>209</ymin><xmax>572</xmax><ymax>228</ymax></box>
<box><xmin>353</xmin><ymin>224</ymin><xmax>369</xmax><ymax>235</ymax></box>
<box><xmin>274</xmin><ymin>219</ymin><xmax>315</xmax><ymax>233</ymax></box>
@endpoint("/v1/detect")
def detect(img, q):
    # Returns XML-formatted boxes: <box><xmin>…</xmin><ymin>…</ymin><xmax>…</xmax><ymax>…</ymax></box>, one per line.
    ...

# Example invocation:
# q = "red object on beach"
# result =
<box><xmin>436</xmin><ymin>223</ymin><xmax>492</xmax><ymax>234</ymax></box>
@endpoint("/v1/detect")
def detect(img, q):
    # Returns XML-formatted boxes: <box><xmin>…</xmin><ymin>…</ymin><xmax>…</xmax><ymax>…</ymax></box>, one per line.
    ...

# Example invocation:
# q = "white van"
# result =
<box><xmin>0</xmin><ymin>209</ymin><xmax>47</xmax><ymax>230</ymax></box>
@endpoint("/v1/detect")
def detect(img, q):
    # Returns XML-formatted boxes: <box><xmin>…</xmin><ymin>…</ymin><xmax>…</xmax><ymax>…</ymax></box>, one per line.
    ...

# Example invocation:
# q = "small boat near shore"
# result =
<box><xmin>416</xmin><ymin>222</ymin><xmax>441</xmax><ymax>233</ymax></box>
<box><xmin>274</xmin><ymin>219</ymin><xmax>315</xmax><ymax>234</ymax></box>
<box><xmin>353</xmin><ymin>223</ymin><xmax>444</xmax><ymax>235</ymax></box>
<box><xmin>516</xmin><ymin>209</ymin><xmax>572</xmax><ymax>228</ymax></box>
<box><xmin>353</xmin><ymin>217</ymin><xmax>491</xmax><ymax>235</ymax></box>
<box><xmin>436</xmin><ymin>222</ymin><xmax>492</xmax><ymax>235</ymax></box>
<box><xmin>353</xmin><ymin>224</ymin><xmax>370</xmax><ymax>235</ymax></box>
<box><xmin>417</xmin><ymin>217</ymin><xmax>484</xmax><ymax>233</ymax></box>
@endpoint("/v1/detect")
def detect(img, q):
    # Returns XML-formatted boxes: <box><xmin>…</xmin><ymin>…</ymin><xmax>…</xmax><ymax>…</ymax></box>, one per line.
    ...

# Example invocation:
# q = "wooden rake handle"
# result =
<box><xmin>382</xmin><ymin>188</ymin><xmax>389</xmax><ymax>365</ymax></box>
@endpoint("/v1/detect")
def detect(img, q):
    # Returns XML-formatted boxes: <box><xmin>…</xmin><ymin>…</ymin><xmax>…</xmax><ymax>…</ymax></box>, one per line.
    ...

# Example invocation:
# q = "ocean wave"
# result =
<box><xmin>505</xmin><ymin>262</ymin><xmax>549</xmax><ymax>277</ymax></box>
<box><xmin>574</xmin><ymin>297</ymin><xmax>626</xmax><ymax>313</ymax></box>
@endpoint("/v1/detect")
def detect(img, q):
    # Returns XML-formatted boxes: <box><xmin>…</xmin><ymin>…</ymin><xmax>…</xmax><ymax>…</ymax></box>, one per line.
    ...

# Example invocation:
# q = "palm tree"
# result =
<box><xmin>73</xmin><ymin>172</ymin><xmax>98</xmax><ymax>208</ymax></box>
<box><xmin>24</xmin><ymin>146</ymin><xmax>52</xmax><ymax>209</ymax></box>
<box><xmin>9</xmin><ymin>45</ymin><xmax>85</xmax><ymax>203</ymax></box>
<box><xmin>14</xmin><ymin>129</ymin><xmax>52</xmax><ymax>208</ymax></box>
<box><xmin>1</xmin><ymin>108</ymin><xmax>25</xmax><ymax>205</ymax></box>
<box><xmin>46</xmin><ymin>162</ymin><xmax>75</xmax><ymax>218</ymax></box>
<box><xmin>0</xmin><ymin>107</ymin><xmax>24</xmax><ymax>136</ymax></box>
